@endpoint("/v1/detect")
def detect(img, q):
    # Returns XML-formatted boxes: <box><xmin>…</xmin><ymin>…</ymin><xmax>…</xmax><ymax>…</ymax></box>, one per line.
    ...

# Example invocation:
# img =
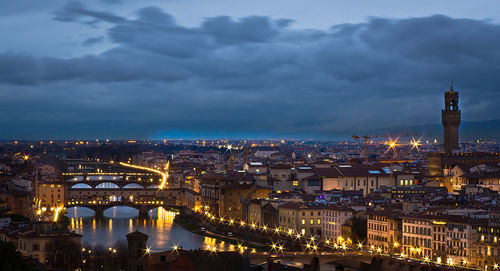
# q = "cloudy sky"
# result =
<box><xmin>1</xmin><ymin>0</ymin><xmax>500</xmax><ymax>140</ymax></box>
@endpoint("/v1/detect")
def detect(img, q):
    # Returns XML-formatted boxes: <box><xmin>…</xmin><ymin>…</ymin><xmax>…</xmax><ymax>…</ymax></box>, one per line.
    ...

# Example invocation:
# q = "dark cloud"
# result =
<box><xmin>1</xmin><ymin>7</ymin><xmax>500</xmax><ymax>139</ymax></box>
<box><xmin>53</xmin><ymin>1</ymin><xmax>126</xmax><ymax>25</ymax></box>
<box><xmin>83</xmin><ymin>36</ymin><xmax>104</xmax><ymax>46</ymax></box>
<box><xmin>99</xmin><ymin>0</ymin><xmax>122</xmax><ymax>4</ymax></box>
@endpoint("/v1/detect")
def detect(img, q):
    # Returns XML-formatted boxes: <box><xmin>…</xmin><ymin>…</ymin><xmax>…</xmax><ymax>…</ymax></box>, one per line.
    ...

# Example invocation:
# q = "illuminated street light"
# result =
<box><xmin>410</xmin><ymin>137</ymin><xmax>422</xmax><ymax>152</ymax></box>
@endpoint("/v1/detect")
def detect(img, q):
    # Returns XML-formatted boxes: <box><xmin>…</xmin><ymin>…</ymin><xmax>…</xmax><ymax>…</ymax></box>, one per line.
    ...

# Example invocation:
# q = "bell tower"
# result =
<box><xmin>441</xmin><ymin>81</ymin><xmax>461</xmax><ymax>154</ymax></box>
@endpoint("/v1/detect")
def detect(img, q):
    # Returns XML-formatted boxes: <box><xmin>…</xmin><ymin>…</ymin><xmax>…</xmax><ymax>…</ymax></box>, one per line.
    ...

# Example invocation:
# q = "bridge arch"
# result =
<box><xmin>95</xmin><ymin>182</ymin><xmax>120</xmax><ymax>189</ymax></box>
<box><xmin>71</xmin><ymin>183</ymin><xmax>92</xmax><ymax>189</ymax></box>
<box><xmin>122</xmin><ymin>183</ymin><xmax>145</xmax><ymax>189</ymax></box>
<box><xmin>66</xmin><ymin>206</ymin><xmax>96</xmax><ymax>216</ymax></box>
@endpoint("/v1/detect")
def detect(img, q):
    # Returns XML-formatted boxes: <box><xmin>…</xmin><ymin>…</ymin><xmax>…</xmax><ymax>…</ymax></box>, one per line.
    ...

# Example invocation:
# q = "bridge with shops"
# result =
<box><xmin>63</xmin><ymin>160</ymin><xmax>180</xmax><ymax>217</ymax></box>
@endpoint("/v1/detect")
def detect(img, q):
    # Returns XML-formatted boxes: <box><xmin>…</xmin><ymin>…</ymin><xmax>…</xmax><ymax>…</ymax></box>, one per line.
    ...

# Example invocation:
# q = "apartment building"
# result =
<box><xmin>34</xmin><ymin>180</ymin><xmax>65</xmax><ymax>211</ymax></box>
<box><xmin>367</xmin><ymin>209</ymin><xmax>402</xmax><ymax>254</ymax></box>
<box><xmin>322</xmin><ymin>205</ymin><xmax>354</xmax><ymax>243</ymax></box>
<box><xmin>278</xmin><ymin>202</ymin><xmax>323</xmax><ymax>236</ymax></box>
<box><xmin>402</xmin><ymin>214</ymin><xmax>433</xmax><ymax>259</ymax></box>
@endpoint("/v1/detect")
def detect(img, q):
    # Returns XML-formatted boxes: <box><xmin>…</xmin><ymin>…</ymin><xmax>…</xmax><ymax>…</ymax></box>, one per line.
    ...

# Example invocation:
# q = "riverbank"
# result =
<box><xmin>173</xmin><ymin>210</ymin><xmax>270</xmax><ymax>251</ymax></box>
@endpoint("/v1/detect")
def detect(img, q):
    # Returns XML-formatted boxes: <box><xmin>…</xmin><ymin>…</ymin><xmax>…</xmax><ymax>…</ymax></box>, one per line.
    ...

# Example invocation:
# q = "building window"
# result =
<box><xmin>310</xmin><ymin>219</ymin><xmax>314</xmax><ymax>225</ymax></box>
<box><xmin>302</xmin><ymin>219</ymin><xmax>305</xmax><ymax>225</ymax></box>
<box><xmin>317</xmin><ymin>219</ymin><xmax>321</xmax><ymax>224</ymax></box>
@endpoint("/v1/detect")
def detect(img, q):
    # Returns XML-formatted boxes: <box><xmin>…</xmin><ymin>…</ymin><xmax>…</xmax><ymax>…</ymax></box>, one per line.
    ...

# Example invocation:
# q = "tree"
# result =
<box><xmin>45</xmin><ymin>236</ymin><xmax>81</xmax><ymax>270</ymax></box>
<box><xmin>351</xmin><ymin>216</ymin><xmax>367</xmax><ymax>244</ymax></box>
<box><xmin>0</xmin><ymin>240</ymin><xmax>41</xmax><ymax>271</ymax></box>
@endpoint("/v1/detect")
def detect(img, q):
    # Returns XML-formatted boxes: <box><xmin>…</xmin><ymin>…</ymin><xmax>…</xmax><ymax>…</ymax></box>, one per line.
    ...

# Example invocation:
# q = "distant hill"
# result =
<box><xmin>367</xmin><ymin>119</ymin><xmax>500</xmax><ymax>140</ymax></box>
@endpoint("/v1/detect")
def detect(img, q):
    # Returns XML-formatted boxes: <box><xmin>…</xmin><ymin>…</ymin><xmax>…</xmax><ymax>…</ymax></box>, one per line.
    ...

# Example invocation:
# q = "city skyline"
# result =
<box><xmin>2</xmin><ymin>1</ymin><xmax>500</xmax><ymax>139</ymax></box>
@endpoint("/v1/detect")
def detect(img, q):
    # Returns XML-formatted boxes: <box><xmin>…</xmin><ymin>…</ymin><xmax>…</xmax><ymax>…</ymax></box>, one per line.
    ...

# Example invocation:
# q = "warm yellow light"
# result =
<box><xmin>262</xmin><ymin>225</ymin><xmax>267</xmax><ymax>231</ymax></box>
<box><xmin>357</xmin><ymin>243</ymin><xmax>363</xmax><ymax>249</ymax></box>
<box><xmin>410</xmin><ymin>137</ymin><xmax>422</xmax><ymax>151</ymax></box>
<box><xmin>424</xmin><ymin>257</ymin><xmax>429</xmax><ymax>262</ymax></box>
<box><xmin>393</xmin><ymin>242</ymin><xmax>399</xmax><ymax>247</ymax></box>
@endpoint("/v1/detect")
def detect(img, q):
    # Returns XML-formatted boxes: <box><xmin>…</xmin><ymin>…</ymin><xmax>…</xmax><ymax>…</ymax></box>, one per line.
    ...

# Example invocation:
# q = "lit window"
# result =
<box><xmin>302</xmin><ymin>219</ymin><xmax>305</xmax><ymax>225</ymax></box>
<box><xmin>310</xmin><ymin>219</ymin><xmax>314</xmax><ymax>225</ymax></box>
<box><xmin>293</xmin><ymin>181</ymin><xmax>299</xmax><ymax>186</ymax></box>
<box><xmin>317</xmin><ymin>219</ymin><xmax>321</xmax><ymax>224</ymax></box>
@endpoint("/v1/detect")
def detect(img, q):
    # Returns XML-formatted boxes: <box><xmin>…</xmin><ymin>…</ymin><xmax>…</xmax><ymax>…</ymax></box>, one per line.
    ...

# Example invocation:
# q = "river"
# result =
<box><xmin>66</xmin><ymin>206</ymin><xmax>235</xmax><ymax>252</ymax></box>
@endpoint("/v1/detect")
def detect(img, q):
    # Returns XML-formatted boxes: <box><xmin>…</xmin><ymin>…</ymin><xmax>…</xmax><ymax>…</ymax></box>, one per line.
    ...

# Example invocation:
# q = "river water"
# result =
<box><xmin>66</xmin><ymin>206</ymin><xmax>235</xmax><ymax>252</ymax></box>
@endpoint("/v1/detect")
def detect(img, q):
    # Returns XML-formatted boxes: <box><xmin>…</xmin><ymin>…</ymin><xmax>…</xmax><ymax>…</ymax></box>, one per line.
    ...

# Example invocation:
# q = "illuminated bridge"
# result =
<box><xmin>65</xmin><ymin>199</ymin><xmax>180</xmax><ymax>218</ymax></box>
<box><xmin>63</xmin><ymin>160</ymin><xmax>177</xmax><ymax>218</ymax></box>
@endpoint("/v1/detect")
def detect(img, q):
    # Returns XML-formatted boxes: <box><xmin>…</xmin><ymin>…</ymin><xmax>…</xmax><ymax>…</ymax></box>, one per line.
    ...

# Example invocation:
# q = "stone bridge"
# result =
<box><xmin>66</xmin><ymin>200</ymin><xmax>180</xmax><ymax>218</ymax></box>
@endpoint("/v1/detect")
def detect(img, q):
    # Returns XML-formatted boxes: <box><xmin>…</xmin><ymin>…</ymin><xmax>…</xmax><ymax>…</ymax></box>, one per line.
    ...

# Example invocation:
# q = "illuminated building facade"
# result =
<box><xmin>367</xmin><ymin>209</ymin><xmax>402</xmax><ymax>254</ymax></box>
<box><xmin>322</xmin><ymin>206</ymin><xmax>354</xmax><ymax>243</ymax></box>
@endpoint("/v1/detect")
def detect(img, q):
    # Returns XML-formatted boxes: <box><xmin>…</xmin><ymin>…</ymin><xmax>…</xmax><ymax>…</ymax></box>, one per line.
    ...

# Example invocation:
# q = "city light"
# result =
<box><xmin>410</xmin><ymin>136</ymin><xmax>422</xmax><ymax>151</ymax></box>
<box><xmin>119</xmin><ymin>162</ymin><xmax>169</xmax><ymax>190</ymax></box>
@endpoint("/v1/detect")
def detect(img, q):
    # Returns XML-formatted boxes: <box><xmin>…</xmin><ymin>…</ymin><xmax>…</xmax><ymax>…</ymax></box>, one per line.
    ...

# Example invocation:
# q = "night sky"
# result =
<box><xmin>1</xmin><ymin>0</ymin><xmax>500</xmax><ymax>139</ymax></box>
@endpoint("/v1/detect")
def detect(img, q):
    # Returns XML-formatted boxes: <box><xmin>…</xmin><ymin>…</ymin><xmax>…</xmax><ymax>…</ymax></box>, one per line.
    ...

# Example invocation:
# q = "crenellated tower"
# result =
<box><xmin>441</xmin><ymin>81</ymin><xmax>461</xmax><ymax>154</ymax></box>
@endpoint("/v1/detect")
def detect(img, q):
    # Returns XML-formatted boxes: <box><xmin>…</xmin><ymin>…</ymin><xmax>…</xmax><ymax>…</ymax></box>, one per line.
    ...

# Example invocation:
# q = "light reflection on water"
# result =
<box><xmin>66</xmin><ymin>206</ymin><xmax>232</xmax><ymax>252</ymax></box>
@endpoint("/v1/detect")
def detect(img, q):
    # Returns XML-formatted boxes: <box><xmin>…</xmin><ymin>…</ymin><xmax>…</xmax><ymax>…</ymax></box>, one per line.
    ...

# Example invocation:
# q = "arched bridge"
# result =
<box><xmin>66</xmin><ymin>200</ymin><xmax>180</xmax><ymax>218</ymax></box>
<box><xmin>68</xmin><ymin>181</ymin><xmax>159</xmax><ymax>189</ymax></box>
